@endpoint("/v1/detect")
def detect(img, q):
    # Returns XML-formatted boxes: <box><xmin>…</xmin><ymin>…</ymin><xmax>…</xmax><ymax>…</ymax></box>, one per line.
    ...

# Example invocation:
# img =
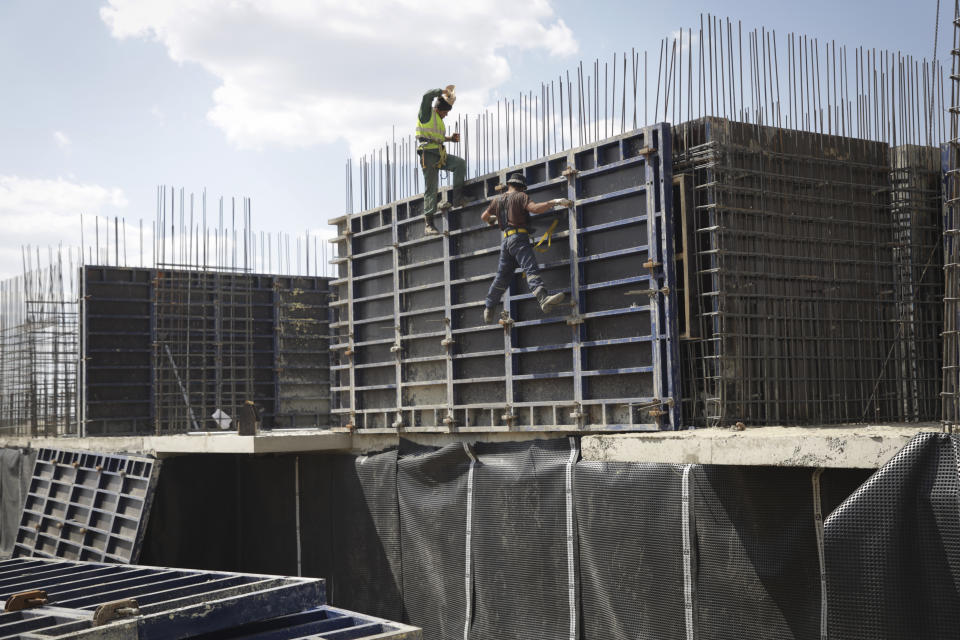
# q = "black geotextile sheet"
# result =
<box><xmin>141</xmin><ymin>454</ymin><xmax>241</xmax><ymax>570</ymax></box>
<box><xmin>325</xmin><ymin>449</ymin><xmax>404</xmax><ymax>621</ymax></box>
<box><xmin>0</xmin><ymin>447</ymin><xmax>36</xmax><ymax>557</ymax></box>
<box><xmin>692</xmin><ymin>465</ymin><xmax>823</xmax><ymax>640</ymax></box>
<box><xmin>235</xmin><ymin>455</ymin><xmax>298</xmax><ymax>576</ymax></box>
<box><xmin>470</xmin><ymin>437</ymin><xmax>577</xmax><ymax>640</ymax></box>
<box><xmin>825</xmin><ymin>432</ymin><xmax>960</xmax><ymax>640</ymax></box>
<box><xmin>397</xmin><ymin>440</ymin><xmax>472</xmax><ymax>640</ymax></box>
<box><xmin>575</xmin><ymin>461</ymin><xmax>687</xmax><ymax>640</ymax></box>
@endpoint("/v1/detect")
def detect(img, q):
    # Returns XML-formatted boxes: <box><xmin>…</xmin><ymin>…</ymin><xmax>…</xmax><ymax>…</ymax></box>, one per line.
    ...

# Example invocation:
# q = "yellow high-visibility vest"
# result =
<box><xmin>416</xmin><ymin>110</ymin><xmax>445</xmax><ymax>151</ymax></box>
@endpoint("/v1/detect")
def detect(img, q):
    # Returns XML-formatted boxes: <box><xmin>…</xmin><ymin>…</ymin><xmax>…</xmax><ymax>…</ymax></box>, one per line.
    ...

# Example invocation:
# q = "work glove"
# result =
<box><xmin>550</xmin><ymin>198</ymin><xmax>574</xmax><ymax>208</ymax></box>
<box><xmin>449</xmin><ymin>132</ymin><xmax>461</xmax><ymax>143</ymax></box>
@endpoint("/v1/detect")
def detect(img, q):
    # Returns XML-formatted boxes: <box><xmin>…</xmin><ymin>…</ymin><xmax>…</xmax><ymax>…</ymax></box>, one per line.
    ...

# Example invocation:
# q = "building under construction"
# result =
<box><xmin>0</xmin><ymin>12</ymin><xmax>958</xmax><ymax>640</ymax></box>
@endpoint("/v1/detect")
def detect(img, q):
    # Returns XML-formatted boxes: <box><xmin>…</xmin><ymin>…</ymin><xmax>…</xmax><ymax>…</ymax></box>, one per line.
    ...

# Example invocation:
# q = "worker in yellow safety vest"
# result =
<box><xmin>416</xmin><ymin>85</ymin><xmax>466</xmax><ymax>236</ymax></box>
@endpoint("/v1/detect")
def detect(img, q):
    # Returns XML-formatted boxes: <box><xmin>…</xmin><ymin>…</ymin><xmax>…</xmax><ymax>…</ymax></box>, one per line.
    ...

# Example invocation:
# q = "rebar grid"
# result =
<box><xmin>153</xmin><ymin>269</ymin><xmax>255</xmax><ymax>433</ymax></box>
<box><xmin>677</xmin><ymin>117</ymin><xmax>939</xmax><ymax>427</ymax></box>
<box><xmin>890</xmin><ymin>146</ymin><xmax>943</xmax><ymax>422</ymax></box>
<box><xmin>0</xmin><ymin>257</ymin><xmax>79</xmax><ymax>437</ymax></box>
<box><xmin>943</xmin><ymin>3</ymin><xmax>960</xmax><ymax>431</ymax></box>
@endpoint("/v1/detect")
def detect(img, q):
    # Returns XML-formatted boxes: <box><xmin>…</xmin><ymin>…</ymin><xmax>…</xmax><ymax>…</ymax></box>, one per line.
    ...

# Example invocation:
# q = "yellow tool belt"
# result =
<box><xmin>503</xmin><ymin>228</ymin><xmax>529</xmax><ymax>238</ymax></box>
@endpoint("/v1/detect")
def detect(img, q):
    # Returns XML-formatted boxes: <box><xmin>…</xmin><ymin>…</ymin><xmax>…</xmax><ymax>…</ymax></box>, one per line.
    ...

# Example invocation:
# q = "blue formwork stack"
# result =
<box><xmin>329</xmin><ymin>123</ymin><xmax>681</xmax><ymax>432</ymax></box>
<box><xmin>0</xmin><ymin>557</ymin><xmax>420</xmax><ymax>638</ymax></box>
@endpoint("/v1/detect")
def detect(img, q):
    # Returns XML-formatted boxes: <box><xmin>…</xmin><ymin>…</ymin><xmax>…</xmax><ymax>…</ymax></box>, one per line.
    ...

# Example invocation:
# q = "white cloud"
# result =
<box><xmin>53</xmin><ymin>131</ymin><xmax>71</xmax><ymax>149</ymax></box>
<box><xmin>99</xmin><ymin>0</ymin><xmax>577</xmax><ymax>153</ymax></box>
<box><xmin>0</xmin><ymin>176</ymin><xmax>128</xmax><ymax>279</ymax></box>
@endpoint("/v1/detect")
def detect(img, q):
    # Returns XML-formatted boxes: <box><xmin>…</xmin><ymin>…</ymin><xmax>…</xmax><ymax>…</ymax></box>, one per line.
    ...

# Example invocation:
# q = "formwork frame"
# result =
<box><xmin>330</xmin><ymin>123</ymin><xmax>680</xmax><ymax>433</ymax></box>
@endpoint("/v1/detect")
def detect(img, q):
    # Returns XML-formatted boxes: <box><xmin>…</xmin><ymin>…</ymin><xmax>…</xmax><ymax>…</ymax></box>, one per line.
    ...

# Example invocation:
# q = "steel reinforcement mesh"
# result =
<box><xmin>889</xmin><ymin>146</ymin><xmax>943</xmax><ymax>422</ymax></box>
<box><xmin>470</xmin><ymin>438</ymin><xmax>578</xmax><ymax>640</ymax></box>
<box><xmin>946</xmin><ymin>11</ymin><xmax>960</xmax><ymax>429</ymax></box>
<box><xmin>575</xmin><ymin>461</ymin><xmax>686</xmax><ymax>640</ymax></box>
<box><xmin>825</xmin><ymin>432</ymin><xmax>960</xmax><ymax>639</ymax></box>
<box><xmin>397</xmin><ymin>441</ymin><xmax>472</xmax><ymax>640</ymax></box>
<box><xmin>674</xmin><ymin>118</ymin><xmax>940</xmax><ymax>426</ymax></box>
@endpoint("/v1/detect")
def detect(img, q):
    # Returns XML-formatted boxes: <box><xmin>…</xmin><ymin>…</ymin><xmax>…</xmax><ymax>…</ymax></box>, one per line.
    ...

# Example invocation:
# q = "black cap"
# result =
<box><xmin>506</xmin><ymin>173</ymin><xmax>526</xmax><ymax>189</ymax></box>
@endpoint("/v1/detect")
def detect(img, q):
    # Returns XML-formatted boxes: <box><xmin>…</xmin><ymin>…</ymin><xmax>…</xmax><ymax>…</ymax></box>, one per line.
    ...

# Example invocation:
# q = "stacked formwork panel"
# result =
<box><xmin>81</xmin><ymin>266</ymin><xmax>331</xmax><ymax>435</ymax></box>
<box><xmin>330</xmin><ymin>123</ymin><xmax>680</xmax><ymax>432</ymax></box>
<box><xmin>675</xmin><ymin>118</ymin><xmax>907</xmax><ymax>426</ymax></box>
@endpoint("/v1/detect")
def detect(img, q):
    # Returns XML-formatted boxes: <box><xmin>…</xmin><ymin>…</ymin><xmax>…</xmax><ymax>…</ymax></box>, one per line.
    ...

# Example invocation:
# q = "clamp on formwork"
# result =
<box><xmin>4</xmin><ymin>590</ymin><xmax>47</xmax><ymax>612</ymax></box>
<box><xmin>93</xmin><ymin>599</ymin><xmax>141</xmax><ymax>626</ymax></box>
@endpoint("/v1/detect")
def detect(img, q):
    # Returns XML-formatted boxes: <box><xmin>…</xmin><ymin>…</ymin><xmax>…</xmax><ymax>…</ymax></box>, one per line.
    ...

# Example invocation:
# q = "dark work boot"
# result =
<box><xmin>534</xmin><ymin>286</ymin><xmax>565</xmax><ymax>312</ymax></box>
<box><xmin>424</xmin><ymin>216</ymin><xmax>439</xmax><ymax>236</ymax></box>
<box><xmin>451</xmin><ymin>188</ymin><xmax>465</xmax><ymax>208</ymax></box>
<box><xmin>483</xmin><ymin>306</ymin><xmax>496</xmax><ymax>324</ymax></box>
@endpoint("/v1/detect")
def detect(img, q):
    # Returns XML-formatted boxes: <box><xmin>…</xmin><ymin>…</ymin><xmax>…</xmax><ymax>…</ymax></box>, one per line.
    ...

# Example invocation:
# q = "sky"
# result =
<box><xmin>0</xmin><ymin>0</ymin><xmax>949</xmax><ymax>279</ymax></box>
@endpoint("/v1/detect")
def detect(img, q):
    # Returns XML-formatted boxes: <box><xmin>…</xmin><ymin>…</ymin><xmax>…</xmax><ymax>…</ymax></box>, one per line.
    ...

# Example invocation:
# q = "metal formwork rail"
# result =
<box><xmin>329</xmin><ymin>123</ymin><xmax>680</xmax><ymax>432</ymax></box>
<box><xmin>192</xmin><ymin>606</ymin><xmax>421</xmax><ymax>639</ymax></box>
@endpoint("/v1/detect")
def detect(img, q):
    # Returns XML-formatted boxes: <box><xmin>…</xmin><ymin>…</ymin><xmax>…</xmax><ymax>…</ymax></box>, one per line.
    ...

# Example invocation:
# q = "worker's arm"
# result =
<box><xmin>526</xmin><ymin>198</ymin><xmax>574</xmax><ymax>215</ymax></box>
<box><xmin>419</xmin><ymin>89</ymin><xmax>444</xmax><ymax>123</ymax></box>
<box><xmin>481</xmin><ymin>203</ymin><xmax>497</xmax><ymax>226</ymax></box>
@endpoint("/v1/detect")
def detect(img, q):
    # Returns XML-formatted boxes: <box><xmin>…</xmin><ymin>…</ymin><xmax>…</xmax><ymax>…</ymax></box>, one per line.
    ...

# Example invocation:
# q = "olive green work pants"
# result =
<box><xmin>421</xmin><ymin>150</ymin><xmax>466</xmax><ymax>221</ymax></box>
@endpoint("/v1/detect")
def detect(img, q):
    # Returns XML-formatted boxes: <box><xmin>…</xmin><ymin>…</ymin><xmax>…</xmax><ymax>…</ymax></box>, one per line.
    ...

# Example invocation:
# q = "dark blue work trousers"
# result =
<box><xmin>485</xmin><ymin>233</ymin><xmax>545</xmax><ymax>309</ymax></box>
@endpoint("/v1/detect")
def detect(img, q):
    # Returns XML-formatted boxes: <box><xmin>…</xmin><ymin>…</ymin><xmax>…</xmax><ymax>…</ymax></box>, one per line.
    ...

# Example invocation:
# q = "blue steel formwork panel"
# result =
<box><xmin>329</xmin><ymin>123</ymin><xmax>680</xmax><ymax>432</ymax></box>
<box><xmin>14</xmin><ymin>449</ymin><xmax>160</xmax><ymax>564</ymax></box>
<box><xmin>0</xmin><ymin>558</ymin><xmax>419</xmax><ymax>639</ymax></box>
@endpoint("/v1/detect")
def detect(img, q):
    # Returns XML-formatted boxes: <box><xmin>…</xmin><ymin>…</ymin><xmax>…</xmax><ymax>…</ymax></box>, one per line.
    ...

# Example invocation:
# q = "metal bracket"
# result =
<box><xmin>4</xmin><ymin>590</ymin><xmax>47</xmax><ymax>612</ymax></box>
<box><xmin>566</xmin><ymin>314</ymin><xmax>584</xmax><ymax>326</ymax></box>
<box><xmin>498</xmin><ymin>311</ymin><xmax>514</xmax><ymax>328</ymax></box>
<box><xmin>625</xmin><ymin>287</ymin><xmax>671</xmax><ymax>297</ymax></box>
<box><xmin>500</xmin><ymin>408</ymin><xmax>516</xmax><ymax>426</ymax></box>
<box><xmin>443</xmin><ymin>414</ymin><xmax>456</xmax><ymax>429</ymax></box>
<box><xmin>440</xmin><ymin>337</ymin><xmax>454</xmax><ymax>347</ymax></box>
<box><xmin>93</xmin><ymin>599</ymin><xmax>140</xmax><ymax>626</ymax></box>
<box><xmin>642</xmin><ymin>259</ymin><xmax>661</xmax><ymax>269</ymax></box>
<box><xmin>637</xmin><ymin>146</ymin><xmax>657</xmax><ymax>157</ymax></box>
<box><xmin>562</xmin><ymin>166</ymin><xmax>579</xmax><ymax>179</ymax></box>
<box><xmin>391</xmin><ymin>413</ymin><xmax>404</xmax><ymax>430</ymax></box>
<box><xmin>390</xmin><ymin>343</ymin><xmax>402</xmax><ymax>353</ymax></box>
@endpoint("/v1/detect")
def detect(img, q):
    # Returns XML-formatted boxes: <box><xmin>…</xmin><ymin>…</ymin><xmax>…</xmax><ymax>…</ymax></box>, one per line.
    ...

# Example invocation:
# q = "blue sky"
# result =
<box><xmin>0</xmin><ymin>0</ymin><xmax>947</xmax><ymax>279</ymax></box>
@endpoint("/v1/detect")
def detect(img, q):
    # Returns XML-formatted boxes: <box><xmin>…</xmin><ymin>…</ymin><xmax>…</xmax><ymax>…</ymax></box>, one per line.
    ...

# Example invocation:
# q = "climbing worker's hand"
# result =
<box><xmin>550</xmin><ymin>198</ymin><xmax>574</xmax><ymax>208</ymax></box>
<box><xmin>448</xmin><ymin>133</ymin><xmax>461</xmax><ymax>143</ymax></box>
